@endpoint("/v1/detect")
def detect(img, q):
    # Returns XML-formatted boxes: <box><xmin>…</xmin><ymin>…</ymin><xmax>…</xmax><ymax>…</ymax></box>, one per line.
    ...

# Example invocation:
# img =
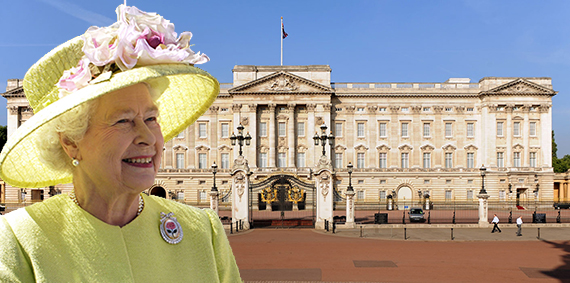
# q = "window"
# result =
<box><xmin>297</xmin><ymin>122</ymin><xmax>305</xmax><ymax>137</ymax></box>
<box><xmin>357</xmin><ymin>153</ymin><xmax>365</xmax><ymax>168</ymax></box>
<box><xmin>357</xmin><ymin>191</ymin><xmax>364</xmax><ymax>200</ymax></box>
<box><xmin>445</xmin><ymin>190</ymin><xmax>452</xmax><ymax>201</ymax></box>
<box><xmin>380</xmin><ymin>180</ymin><xmax>386</xmax><ymax>184</ymax></box>
<box><xmin>334</xmin><ymin>153</ymin><xmax>343</xmax><ymax>168</ymax></box>
<box><xmin>530</xmin><ymin>152</ymin><xmax>536</xmax><ymax>167</ymax></box>
<box><xmin>497</xmin><ymin>152</ymin><xmax>504</xmax><ymax>168</ymax></box>
<box><xmin>198</xmin><ymin>153</ymin><xmax>207</xmax><ymax>169</ymax></box>
<box><xmin>529</xmin><ymin>122</ymin><xmax>536</xmax><ymax>136</ymax></box>
<box><xmin>445</xmin><ymin>152</ymin><xmax>453</xmax><ymax>168</ymax></box>
<box><xmin>278</xmin><ymin>153</ymin><xmax>286</xmax><ymax>167</ymax></box>
<box><xmin>467</xmin><ymin>123</ymin><xmax>474</xmax><ymax>137</ymax></box>
<box><xmin>467</xmin><ymin>190</ymin><xmax>473</xmax><ymax>200</ymax></box>
<box><xmin>358</xmin><ymin>180</ymin><xmax>364</xmax><ymax>184</ymax></box>
<box><xmin>467</xmin><ymin>107</ymin><xmax>474</xmax><ymax>112</ymax></box>
<box><xmin>467</xmin><ymin>153</ymin><xmax>474</xmax><ymax>168</ymax></box>
<box><xmin>176</xmin><ymin>131</ymin><xmax>184</xmax><ymax>139</ymax></box>
<box><xmin>357</xmin><ymin>107</ymin><xmax>365</xmax><ymax>112</ymax></box>
<box><xmin>499</xmin><ymin>190</ymin><xmax>506</xmax><ymax>201</ymax></box>
<box><xmin>513</xmin><ymin>122</ymin><xmax>521</xmax><ymax>136</ymax></box>
<box><xmin>177</xmin><ymin>191</ymin><xmax>185</xmax><ymax>201</ymax></box>
<box><xmin>176</xmin><ymin>153</ymin><xmax>184</xmax><ymax>169</ymax></box>
<box><xmin>221</xmin><ymin>153</ymin><xmax>230</xmax><ymax>169</ymax></box>
<box><xmin>259</xmin><ymin>122</ymin><xmax>267</xmax><ymax>137</ymax></box>
<box><xmin>446</xmin><ymin>179</ymin><xmax>452</xmax><ymax>184</ymax></box>
<box><xmin>379</xmin><ymin>123</ymin><xmax>387</xmax><ymax>137</ymax></box>
<box><xmin>445</xmin><ymin>123</ymin><xmax>453</xmax><ymax>137</ymax></box>
<box><xmin>199</xmin><ymin>191</ymin><xmax>207</xmax><ymax>202</ymax></box>
<box><xmin>401</xmin><ymin>153</ymin><xmax>409</xmax><ymax>168</ymax></box>
<box><xmin>424</xmin><ymin>179</ymin><xmax>430</xmax><ymax>184</ymax></box>
<box><xmin>199</xmin><ymin>123</ymin><xmax>207</xmax><ymax>138</ymax></box>
<box><xmin>379</xmin><ymin>153</ymin><xmax>387</xmax><ymax>168</ymax></box>
<box><xmin>379</xmin><ymin>191</ymin><xmax>386</xmax><ymax>200</ymax></box>
<box><xmin>335</xmin><ymin>123</ymin><xmax>343</xmax><ymax>137</ymax></box>
<box><xmin>423</xmin><ymin>123</ymin><xmax>430</xmax><ymax>137</ymax></box>
<box><xmin>401</xmin><ymin>107</ymin><xmax>409</xmax><ymax>112</ymax></box>
<box><xmin>401</xmin><ymin>123</ymin><xmax>408</xmax><ymax>137</ymax></box>
<box><xmin>497</xmin><ymin>122</ymin><xmax>504</xmax><ymax>136</ymax></box>
<box><xmin>357</xmin><ymin>123</ymin><xmax>365</xmax><ymax>137</ymax></box>
<box><xmin>423</xmin><ymin>152</ymin><xmax>431</xmax><ymax>168</ymax></box>
<box><xmin>259</xmin><ymin>153</ymin><xmax>267</xmax><ymax>168</ymax></box>
<box><xmin>297</xmin><ymin>152</ymin><xmax>305</xmax><ymax>168</ymax></box>
<box><xmin>221</xmin><ymin>123</ymin><xmax>229</xmax><ymax>138</ymax></box>
<box><xmin>513</xmin><ymin>152</ymin><xmax>521</xmax><ymax>167</ymax></box>
<box><xmin>423</xmin><ymin>107</ymin><xmax>430</xmax><ymax>111</ymax></box>
<box><xmin>379</xmin><ymin>107</ymin><xmax>387</xmax><ymax>112</ymax></box>
<box><xmin>278</xmin><ymin>122</ymin><xmax>286</xmax><ymax>137</ymax></box>
<box><xmin>467</xmin><ymin>179</ymin><xmax>473</xmax><ymax>184</ymax></box>
<box><xmin>445</xmin><ymin>107</ymin><xmax>452</xmax><ymax>112</ymax></box>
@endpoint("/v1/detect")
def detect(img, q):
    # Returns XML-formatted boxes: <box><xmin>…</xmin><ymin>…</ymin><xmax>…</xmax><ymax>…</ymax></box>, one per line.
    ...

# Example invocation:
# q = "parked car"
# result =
<box><xmin>408</xmin><ymin>207</ymin><xmax>425</xmax><ymax>222</ymax></box>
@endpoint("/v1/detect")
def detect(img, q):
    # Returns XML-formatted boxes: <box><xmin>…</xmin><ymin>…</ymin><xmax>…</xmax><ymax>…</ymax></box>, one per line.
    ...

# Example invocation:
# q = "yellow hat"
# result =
<box><xmin>0</xmin><ymin>5</ymin><xmax>218</xmax><ymax>188</ymax></box>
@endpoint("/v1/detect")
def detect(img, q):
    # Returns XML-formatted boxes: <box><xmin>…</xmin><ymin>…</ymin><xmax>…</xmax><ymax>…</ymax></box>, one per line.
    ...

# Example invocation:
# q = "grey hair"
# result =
<box><xmin>36</xmin><ymin>82</ymin><xmax>161</xmax><ymax>173</ymax></box>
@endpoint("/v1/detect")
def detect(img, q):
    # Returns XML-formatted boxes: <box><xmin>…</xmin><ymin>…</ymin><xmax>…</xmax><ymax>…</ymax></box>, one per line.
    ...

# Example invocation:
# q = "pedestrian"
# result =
<box><xmin>491</xmin><ymin>214</ymin><xmax>501</xmax><ymax>233</ymax></box>
<box><xmin>516</xmin><ymin>216</ymin><xmax>523</xmax><ymax>236</ymax></box>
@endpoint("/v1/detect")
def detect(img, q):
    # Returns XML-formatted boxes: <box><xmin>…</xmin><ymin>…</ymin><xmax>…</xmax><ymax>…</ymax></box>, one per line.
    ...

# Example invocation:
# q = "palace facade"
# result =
<box><xmin>2</xmin><ymin>65</ymin><xmax>563</xmax><ymax>208</ymax></box>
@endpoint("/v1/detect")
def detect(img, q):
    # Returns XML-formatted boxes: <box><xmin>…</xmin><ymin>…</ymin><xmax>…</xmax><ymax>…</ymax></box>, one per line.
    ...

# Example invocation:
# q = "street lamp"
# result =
<box><xmin>211</xmin><ymin>161</ymin><xmax>218</xmax><ymax>192</ymax></box>
<box><xmin>230</xmin><ymin>124</ymin><xmax>251</xmax><ymax>157</ymax></box>
<box><xmin>534</xmin><ymin>174</ymin><xmax>540</xmax><ymax>196</ymax></box>
<box><xmin>479</xmin><ymin>164</ymin><xmax>487</xmax><ymax>194</ymax></box>
<box><xmin>347</xmin><ymin>162</ymin><xmax>354</xmax><ymax>192</ymax></box>
<box><xmin>313</xmin><ymin>124</ymin><xmax>335</xmax><ymax>157</ymax></box>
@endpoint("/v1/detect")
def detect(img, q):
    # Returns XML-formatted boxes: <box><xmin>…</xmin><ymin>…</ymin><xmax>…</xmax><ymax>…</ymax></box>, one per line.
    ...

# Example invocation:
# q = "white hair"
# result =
<box><xmin>36</xmin><ymin>82</ymin><xmax>160</xmax><ymax>173</ymax></box>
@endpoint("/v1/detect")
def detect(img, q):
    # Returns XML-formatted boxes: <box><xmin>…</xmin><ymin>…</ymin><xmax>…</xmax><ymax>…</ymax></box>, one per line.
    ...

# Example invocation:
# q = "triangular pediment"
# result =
<box><xmin>229</xmin><ymin>71</ymin><xmax>333</xmax><ymax>94</ymax></box>
<box><xmin>2</xmin><ymin>86</ymin><xmax>25</xmax><ymax>98</ymax></box>
<box><xmin>482</xmin><ymin>79</ymin><xmax>557</xmax><ymax>96</ymax></box>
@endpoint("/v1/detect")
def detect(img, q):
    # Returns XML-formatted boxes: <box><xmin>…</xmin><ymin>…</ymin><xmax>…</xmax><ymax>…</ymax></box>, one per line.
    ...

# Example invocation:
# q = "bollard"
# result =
<box><xmin>404</xmin><ymin>227</ymin><xmax>407</xmax><ymax>240</ymax></box>
<box><xmin>537</xmin><ymin>227</ymin><xmax>540</xmax><ymax>239</ymax></box>
<box><xmin>332</xmin><ymin>222</ymin><xmax>336</xmax><ymax>234</ymax></box>
<box><xmin>428</xmin><ymin>211</ymin><xmax>431</xmax><ymax>224</ymax></box>
<box><xmin>402</xmin><ymin>211</ymin><xmax>405</xmax><ymax>224</ymax></box>
<box><xmin>325</xmin><ymin>220</ymin><xmax>329</xmax><ymax>232</ymax></box>
<box><xmin>241</xmin><ymin>220</ymin><xmax>244</xmax><ymax>231</ymax></box>
<box><xmin>236</xmin><ymin>221</ymin><xmax>239</xmax><ymax>233</ymax></box>
<box><xmin>508</xmin><ymin>210</ymin><xmax>513</xmax><ymax>224</ymax></box>
<box><xmin>360</xmin><ymin>225</ymin><xmax>363</xmax><ymax>238</ymax></box>
<box><xmin>230</xmin><ymin>222</ymin><xmax>233</xmax><ymax>234</ymax></box>
<box><xmin>451</xmin><ymin>228</ymin><xmax>454</xmax><ymax>240</ymax></box>
<box><xmin>557</xmin><ymin>210</ymin><xmax>561</xmax><ymax>224</ymax></box>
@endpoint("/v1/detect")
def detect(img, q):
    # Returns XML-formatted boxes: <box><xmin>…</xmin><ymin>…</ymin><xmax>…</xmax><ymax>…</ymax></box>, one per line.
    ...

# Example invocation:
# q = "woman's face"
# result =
<box><xmin>75</xmin><ymin>83</ymin><xmax>164</xmax><ymax>193</ymax></box>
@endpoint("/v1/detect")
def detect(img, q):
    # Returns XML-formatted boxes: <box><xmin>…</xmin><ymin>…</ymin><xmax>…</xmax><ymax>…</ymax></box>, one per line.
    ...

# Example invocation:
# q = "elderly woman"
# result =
<box><xmin>0</xmin><ymin>5</ymin><xmax>241</xmax><ymax>282</ymax></box>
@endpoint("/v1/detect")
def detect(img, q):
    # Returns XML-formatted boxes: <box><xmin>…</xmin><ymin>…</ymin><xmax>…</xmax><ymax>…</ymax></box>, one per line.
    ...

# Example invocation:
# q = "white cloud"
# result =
<box><xmin>38</xmin><ymin>0</ymin><xmax>114</xmax><ymax>26</ymax></box>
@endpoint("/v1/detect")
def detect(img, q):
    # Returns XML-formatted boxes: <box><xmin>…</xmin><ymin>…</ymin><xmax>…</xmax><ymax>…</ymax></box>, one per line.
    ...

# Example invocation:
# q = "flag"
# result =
<box><xmin>282</xmin><ymin>23</ymin><xmax>288</xmax><ymax>39</ymax></box>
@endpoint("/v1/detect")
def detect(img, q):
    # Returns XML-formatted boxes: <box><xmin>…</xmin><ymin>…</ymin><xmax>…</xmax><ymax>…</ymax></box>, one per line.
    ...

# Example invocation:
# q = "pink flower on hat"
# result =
<box><xmin>56</xmin><ymin>58</ymin><xmax>92</xmax><ymax>98</ymax></box>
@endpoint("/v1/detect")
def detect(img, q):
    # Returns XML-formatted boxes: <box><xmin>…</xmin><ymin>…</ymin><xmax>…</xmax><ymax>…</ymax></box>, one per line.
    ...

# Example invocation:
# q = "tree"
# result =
<box><xmin>552</xmin><ymin>130</ymin><xmax>570</xmax><ymax>173</ymax></box>
<box><xmin>0</xmin><ymin>125</ymin><xmax>6</xmax><ymax>152</ymax></box>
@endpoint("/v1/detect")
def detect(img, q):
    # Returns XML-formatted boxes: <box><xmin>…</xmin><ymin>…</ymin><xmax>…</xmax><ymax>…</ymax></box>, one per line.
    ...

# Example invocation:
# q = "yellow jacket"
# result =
<box><xmin>0</xmin><ymin>194</ymin><xmax>241</xmax><ymax>282</ymax></box>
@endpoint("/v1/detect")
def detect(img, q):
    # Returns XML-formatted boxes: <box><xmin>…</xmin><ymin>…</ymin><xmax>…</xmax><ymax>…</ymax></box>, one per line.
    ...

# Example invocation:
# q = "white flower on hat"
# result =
<box><xmin>58</xmin><ymin>4</ymin><xmax>209</xmax><ymax>95</ymax></box>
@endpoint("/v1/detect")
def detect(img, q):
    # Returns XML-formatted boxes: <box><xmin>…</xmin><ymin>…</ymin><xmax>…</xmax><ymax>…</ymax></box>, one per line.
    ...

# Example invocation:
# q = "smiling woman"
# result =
<box><xmin>0</xmin><ymin>4</ymin><xmax>240</xmax><ymax>282</ymax></box>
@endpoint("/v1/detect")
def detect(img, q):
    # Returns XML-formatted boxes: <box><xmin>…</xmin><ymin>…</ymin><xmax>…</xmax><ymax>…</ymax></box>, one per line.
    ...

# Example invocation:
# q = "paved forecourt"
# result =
<box><xmin>228</xmin><ymin>227</ymin><xmax>570</xmax><ymax>283</ymax></box>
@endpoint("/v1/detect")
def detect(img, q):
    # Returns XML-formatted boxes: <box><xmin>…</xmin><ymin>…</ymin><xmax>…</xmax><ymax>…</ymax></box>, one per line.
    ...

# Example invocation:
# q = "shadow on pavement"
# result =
<box><xmin>540</xmin><ymin>240</ymin><xmax>570</xmax><ymax>282</ymax></box>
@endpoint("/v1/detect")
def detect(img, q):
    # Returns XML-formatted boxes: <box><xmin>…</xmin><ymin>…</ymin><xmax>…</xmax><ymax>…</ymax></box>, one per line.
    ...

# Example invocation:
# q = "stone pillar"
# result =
<box><xmin>307</xmin><ymin>104</ymin><xmax>317</xmax><ymax>165</ymax></box>
<box><xmin>232</xmin><ymin>104</ymin><xmax>242</xmax><ymax>160</ymax></box>
<box><xmin>231</xmin><ymin>156</ymin><xmax>250</xmax><ymax>230</ymax></box>
<box><xmin>288</xmin><ymin>103</ymin><xmax>296</xmax><ymax>167</ymax></box>
<box><xmin>314</xmin><ymin>157</ymin><xmax>334</xmax><ymax>230</ymax></box>
<box><xmin>478</xmin><ymin>192</ymin><xmax>490</xmax><ymax>227</ymax></box>
<box><xmin>345</xmin><ymin>190</ymin><xmax>356</xmax><ymax>228</ymax></box>
<box><xmin>209</xmin><ymin>190</ymin><xmax>219</xmax><ymax>215</ymax></box>
<box><xmin>268</xmin><ymin>104</ymin><xmax>276</xmax><ymax>167</ymax></box>
<box><xmin>247</xmin><ymin>104</ymin><xmax>258</xmax><ymax>167</ymax></box>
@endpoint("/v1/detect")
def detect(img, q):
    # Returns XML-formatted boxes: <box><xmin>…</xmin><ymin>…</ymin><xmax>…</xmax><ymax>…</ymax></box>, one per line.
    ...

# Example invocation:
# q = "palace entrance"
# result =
<box><xmin>250</xmin><ymin>174</ymin><xmax>315</xmax><ymax>228</ymax></box>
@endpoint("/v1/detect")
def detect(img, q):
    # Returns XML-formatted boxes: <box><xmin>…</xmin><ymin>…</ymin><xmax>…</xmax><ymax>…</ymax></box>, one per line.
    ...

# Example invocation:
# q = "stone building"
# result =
<box><xmin>2</xmin><ymin>65</ymin><xmax>559</xmax><ymax>209</ymax></box>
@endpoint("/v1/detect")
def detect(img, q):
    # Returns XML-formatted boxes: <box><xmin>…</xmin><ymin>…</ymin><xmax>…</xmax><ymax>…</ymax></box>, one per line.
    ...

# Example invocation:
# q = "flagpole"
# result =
<box><xmin>280</xmin><ymin>17</ymin><xmax>283</xmax><ymax>66</ymax></box>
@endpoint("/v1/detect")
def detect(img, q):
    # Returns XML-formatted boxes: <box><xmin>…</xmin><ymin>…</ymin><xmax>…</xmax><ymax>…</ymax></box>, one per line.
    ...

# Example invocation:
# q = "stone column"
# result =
<box><xmin>288</xmin><ymin>103</ymin><xmax>296</xmax><ymax>168</ymax></box>
<box><xmin>209</xmin><ymin>190</ymin><xmax>219</xmax><ymax>215</ymax></box>
<box><xmin>478</xmin><ymin>192</ymin><xmax>490</xmax><ymax>227</ymax></box>
<box><xmin>247</xmin><ymin>104</ymin><xmax>258</xmax><ymax>167</ymax></box>
<box><xmin>232</xmin><ymin>104</ymin><xmax>242</xmax><ymax>160</ymax></box>
<box><xmin>231</xmin><ymin>159</ymin><xmax>250</xmax><ymax>230</ymax></box>
<box><xmin>268</xmin><ymin>104</ymin><xmax>276</xmax><ymax>167</ymax></box>
<box><xmin>345</xmin><ymin>190</ymin><xmax>356</xmax><ymax>228</ymax></box>
<box><xmin>315</xmin><ymin>159</ymin><xmax>334</xmax><ymax>230</ymax></box>
<box><xmin>209</xmin><ymin>106</ymin><xmax>219</xmax><ymax>164</ymax></box>
<box><xmin>307</xmin><ymin>104</ymin><xmax>317</xmax><ymax>165</ymax></box>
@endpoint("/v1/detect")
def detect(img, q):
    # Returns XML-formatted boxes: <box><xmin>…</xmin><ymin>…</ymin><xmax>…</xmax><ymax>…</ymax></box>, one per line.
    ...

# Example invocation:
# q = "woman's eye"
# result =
<box><xmin>146</xmin><ymin>117</ymin><xmax>157</xmax><ymax>122</ymax></box>
<box><xmin>116</xmin><ymin>119</ymin><xmax>130</xmax><ymax>124</ymax></box>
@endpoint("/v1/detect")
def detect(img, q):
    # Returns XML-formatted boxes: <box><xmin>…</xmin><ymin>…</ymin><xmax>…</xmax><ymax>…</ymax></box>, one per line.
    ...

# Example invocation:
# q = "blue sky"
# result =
<box><xmin>2</xmin><ymin>0</ymin><xmax>570</xmax><ymax>155</ymax></box>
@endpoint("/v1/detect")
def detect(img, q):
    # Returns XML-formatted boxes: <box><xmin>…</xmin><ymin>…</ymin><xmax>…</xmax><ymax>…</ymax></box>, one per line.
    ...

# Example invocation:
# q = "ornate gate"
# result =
<box><xmin>250</xmin><ymin>174</ymin><xmax>315</xmax><ymax>228</ymax></box>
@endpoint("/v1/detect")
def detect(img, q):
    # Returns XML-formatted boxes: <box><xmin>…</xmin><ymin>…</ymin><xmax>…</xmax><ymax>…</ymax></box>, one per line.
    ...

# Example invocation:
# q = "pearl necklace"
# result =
<box><xmin>69</xmin><ymin>190</ymin><xmax>145</xmax><ymax>216</ymax></box>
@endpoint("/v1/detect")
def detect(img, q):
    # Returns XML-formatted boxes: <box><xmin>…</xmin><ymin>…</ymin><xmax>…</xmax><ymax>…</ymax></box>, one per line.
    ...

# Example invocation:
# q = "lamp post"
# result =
<box><xmin>313</xmin><ymin>124</ymin><xmax>335</xmax><ymax>157</ymax></box>
<box><xmin>230</xmin><ymin>124</ymin><xmax>251</xmax><ymax>157</ymax></box>
<box><xmin>534</xmin><ymin>174</ymin><xmax>539</xmax><ymax>199</ymax></box>
<box><xmin>248</xmin><ymin>171</ymin><xmax>253</xmax><ymax>227</ymax></box>
<box><xmin>479</xmin><ymin>164</ymin><xmax>487</xmax><ymax>194</ymax></box>
<box><xmin>211</xmin><ymin>162</ymin><xmax>218</xmax><ymax>192</ymax></box>
<box><xmin>347</xmin><ymin>162</ymin><xmax>354</xmax><ymax>193</ymax></box>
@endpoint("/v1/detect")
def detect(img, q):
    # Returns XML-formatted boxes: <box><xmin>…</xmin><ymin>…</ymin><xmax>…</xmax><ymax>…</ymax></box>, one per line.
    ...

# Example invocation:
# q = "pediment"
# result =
<box><xmin>229</xmin><ymin>71</ymin><xmax>333</xmax><ymax>94</ymax></box>
<box><xmin>482</xmin><ymin>79</ymin><xmax>556</xmax><ymax>96</ymax></box>
<box><xmin>2</xmin><ymin>86</ymin><xmax>25</xmax><ymax>98</ymax></box>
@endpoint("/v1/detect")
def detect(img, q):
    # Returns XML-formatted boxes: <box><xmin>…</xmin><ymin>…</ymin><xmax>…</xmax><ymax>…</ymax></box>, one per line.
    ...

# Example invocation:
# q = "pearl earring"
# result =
<box><xmin>72</xmin><ymin>158</ymin><xmax>79</xmax><ymax>167</ymax></box>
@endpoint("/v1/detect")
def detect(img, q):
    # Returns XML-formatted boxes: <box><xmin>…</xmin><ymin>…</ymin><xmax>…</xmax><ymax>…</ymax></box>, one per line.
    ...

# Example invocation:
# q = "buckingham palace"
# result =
<box><xmin>2</xmin><ymin>65</ymin><xmax>562</xmax><ymax>208</ymax></box>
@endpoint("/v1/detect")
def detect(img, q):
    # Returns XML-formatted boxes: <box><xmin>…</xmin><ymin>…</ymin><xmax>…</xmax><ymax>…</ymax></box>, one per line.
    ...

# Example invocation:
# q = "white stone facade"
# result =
<box><xmin>1</xmin><ymin>65</ymin><xmax>557</xmax><ymax>207</ymax></box>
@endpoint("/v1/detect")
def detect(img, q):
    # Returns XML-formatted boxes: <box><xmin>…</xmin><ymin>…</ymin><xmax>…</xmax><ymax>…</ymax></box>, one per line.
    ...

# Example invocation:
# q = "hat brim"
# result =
<box><xmin>0</xmin><ymin>64</ymin><xmax>219</xmax><ymax>188</ymax></box>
